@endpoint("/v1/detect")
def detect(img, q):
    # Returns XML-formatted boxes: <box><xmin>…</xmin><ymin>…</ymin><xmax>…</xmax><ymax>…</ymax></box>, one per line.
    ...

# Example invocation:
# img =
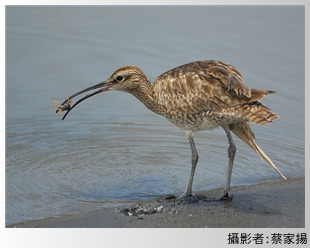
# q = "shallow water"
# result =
<box><xmin>5</xmin><ymin>6</ymin><xmax>305</xmax><ymax>225</ymax></box>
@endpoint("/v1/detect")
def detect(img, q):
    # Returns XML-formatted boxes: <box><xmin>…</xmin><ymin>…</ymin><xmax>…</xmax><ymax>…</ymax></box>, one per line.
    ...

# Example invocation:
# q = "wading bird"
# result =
<box><xmin>56</xmin><ymin>60</ymin><xmax>286</xmax><ymax>201</ymax></box>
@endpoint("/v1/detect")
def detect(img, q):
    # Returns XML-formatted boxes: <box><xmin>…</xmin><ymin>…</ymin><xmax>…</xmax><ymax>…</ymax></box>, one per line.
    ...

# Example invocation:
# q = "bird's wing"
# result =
<box><xmin>200</xmin><ymin>60</ymin><xmax>251</xmax><ymax>98</ymax></box>
<box><xmin>153</xmin><ymin>60</ymin><xmax>253</xmax><ymax>113</ymax></box>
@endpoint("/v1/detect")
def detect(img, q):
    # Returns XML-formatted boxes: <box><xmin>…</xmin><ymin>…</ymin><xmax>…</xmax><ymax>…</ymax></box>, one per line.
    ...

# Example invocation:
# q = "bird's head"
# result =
<box><xmin>56</xmin><ymin>66</ymin><xmax>148</xmax><ymax>120</ymax></box>
<box><xmin>106</xmin><ymin>66</ymin><xmax>148</xmax><ymax>93</ymax></box>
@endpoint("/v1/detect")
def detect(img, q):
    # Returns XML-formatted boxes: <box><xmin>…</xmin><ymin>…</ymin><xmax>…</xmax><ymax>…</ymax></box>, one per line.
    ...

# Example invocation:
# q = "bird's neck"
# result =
<box><xmin>130</xmin><ymin>80</ymin><xmax>159</xmax><ymax>114</ymax></box>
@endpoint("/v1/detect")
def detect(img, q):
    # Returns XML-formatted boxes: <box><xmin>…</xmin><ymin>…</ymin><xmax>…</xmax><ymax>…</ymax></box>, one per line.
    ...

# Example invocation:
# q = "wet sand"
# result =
<box><xmin>8</xmin><ymin>177</ymin><xmax>305</xmax><ymax>228</ymax></box>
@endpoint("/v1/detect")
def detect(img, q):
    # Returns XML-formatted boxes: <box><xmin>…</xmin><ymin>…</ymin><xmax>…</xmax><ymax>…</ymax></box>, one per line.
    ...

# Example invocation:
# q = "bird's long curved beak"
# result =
<box><xmin>57</xmin><ymin>81</ymin><xmax>112</xmax><ymax>120</ymax></box>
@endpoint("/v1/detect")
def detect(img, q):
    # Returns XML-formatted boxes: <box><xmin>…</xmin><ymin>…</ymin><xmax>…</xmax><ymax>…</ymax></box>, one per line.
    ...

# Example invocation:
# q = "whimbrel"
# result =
<box><xmin>56</xmin><ymin>60</ymin><xmax>287</xmax><ymax>201</ymax></box>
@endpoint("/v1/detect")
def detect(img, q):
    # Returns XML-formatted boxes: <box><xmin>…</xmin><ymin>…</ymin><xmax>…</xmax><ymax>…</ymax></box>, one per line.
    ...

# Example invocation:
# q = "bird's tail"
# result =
<box><xmin>223</xmin><ymin>100</ymin><xmax>279</xmax><ymax>125</ymax></box>
<box><xmin>229</xmin><ymin>122</ymin><xmax>287</xmax><ymax>180</ymax></box>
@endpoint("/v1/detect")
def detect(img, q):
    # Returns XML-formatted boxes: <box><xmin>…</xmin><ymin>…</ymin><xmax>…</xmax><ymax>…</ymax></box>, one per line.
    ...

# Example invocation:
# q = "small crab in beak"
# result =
<box><xmin>54</xmin><ymin>81</ymin><xmax>112</xmax><ymax>120</ymax></box>
<box><xmin>52</xmin><ymin>92</ymin><xmax>72</xmax><ymax>114</ymax></box>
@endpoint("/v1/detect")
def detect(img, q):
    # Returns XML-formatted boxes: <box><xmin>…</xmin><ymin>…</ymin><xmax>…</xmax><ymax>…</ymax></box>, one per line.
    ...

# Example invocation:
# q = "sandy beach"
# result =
<box><xmin>8</xmin><ymin>177</ymin><xmax>305</xmax><ymax>228</ymax></box>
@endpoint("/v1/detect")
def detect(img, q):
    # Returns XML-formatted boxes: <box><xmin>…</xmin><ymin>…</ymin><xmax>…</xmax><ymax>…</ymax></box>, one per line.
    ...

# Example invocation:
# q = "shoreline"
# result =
<box><xmin>8</xmin><ymin>177</ymin><xmax>305</xmax><ymax>228</ymax></box>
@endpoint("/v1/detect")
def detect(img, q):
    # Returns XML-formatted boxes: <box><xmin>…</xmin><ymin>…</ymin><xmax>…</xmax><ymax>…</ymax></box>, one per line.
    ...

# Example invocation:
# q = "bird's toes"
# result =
<box><xmin>207</xmin><ymin>190</ymin><xmax>234</xmax><ymax>201</ymax></box>
<box><xmin>160</xmin><ymin>192</ymin><xmax>202</xmax><ymax>204</ymax></box>
<box><xmin>176</xmin><ymin>192</ymin><xmax>200</xmax><ymax>204</ymax></box>
<box><xmin>204</xmin><ymin>189</ymin><xmax>234</xmax><ymax>201</ymax></box>
<box><xmin>219</xmin><ymin>191</ymin><xmax>234</xmax><ymax>201</ymax></box>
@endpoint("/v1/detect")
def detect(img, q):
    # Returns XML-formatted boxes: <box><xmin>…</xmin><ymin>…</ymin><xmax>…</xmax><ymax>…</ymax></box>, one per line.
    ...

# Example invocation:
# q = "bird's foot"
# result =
<box><xmin>161</xmin><ymin>192</ymin><xmax>199</xmax><ymax>204</ymax></box>
<box><xmin>206</xmin><ymin>189</ymin><xmax>234</xmax><ymax>201</ymax></box>
<box><xmin>176</xmin><ymin>192</ymin><xmax>199</xmax><ymax>204</ymax></box>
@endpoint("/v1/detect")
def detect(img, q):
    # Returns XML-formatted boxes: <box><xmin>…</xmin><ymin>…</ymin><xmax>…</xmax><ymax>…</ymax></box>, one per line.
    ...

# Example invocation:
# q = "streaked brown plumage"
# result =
<box><xmin>57</xmin><ymin>60</ymin><xmax>286</xmax><ymax>201</ymax></box>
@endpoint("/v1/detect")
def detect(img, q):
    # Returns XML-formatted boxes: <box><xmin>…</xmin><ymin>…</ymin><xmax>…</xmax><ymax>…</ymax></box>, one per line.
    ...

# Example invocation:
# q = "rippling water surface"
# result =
<box><xmin>5</xmin><ymin>6</ymin><xmax>305</xmax><ymax>224</ymax></box>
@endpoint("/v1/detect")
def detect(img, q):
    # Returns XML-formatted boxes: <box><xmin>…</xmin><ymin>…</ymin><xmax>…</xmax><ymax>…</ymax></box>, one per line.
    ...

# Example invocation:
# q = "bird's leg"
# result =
<box><xmin>177</xmin><ymin>134</ymin><xmax>199</xmax><ymax>202</ymax></box>
<box><xmin>216</xmin><ymin>126</ymin><xmax>236</xmax><ymax>200</ymax></box>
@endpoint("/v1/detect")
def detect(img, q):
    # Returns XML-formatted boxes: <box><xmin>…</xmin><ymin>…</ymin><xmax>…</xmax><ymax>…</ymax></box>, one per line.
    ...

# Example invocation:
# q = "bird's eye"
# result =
<box><xmin>116</xmin><ymin>75</ymin><xmax>124</xmax><ymax>82</ymax></box>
